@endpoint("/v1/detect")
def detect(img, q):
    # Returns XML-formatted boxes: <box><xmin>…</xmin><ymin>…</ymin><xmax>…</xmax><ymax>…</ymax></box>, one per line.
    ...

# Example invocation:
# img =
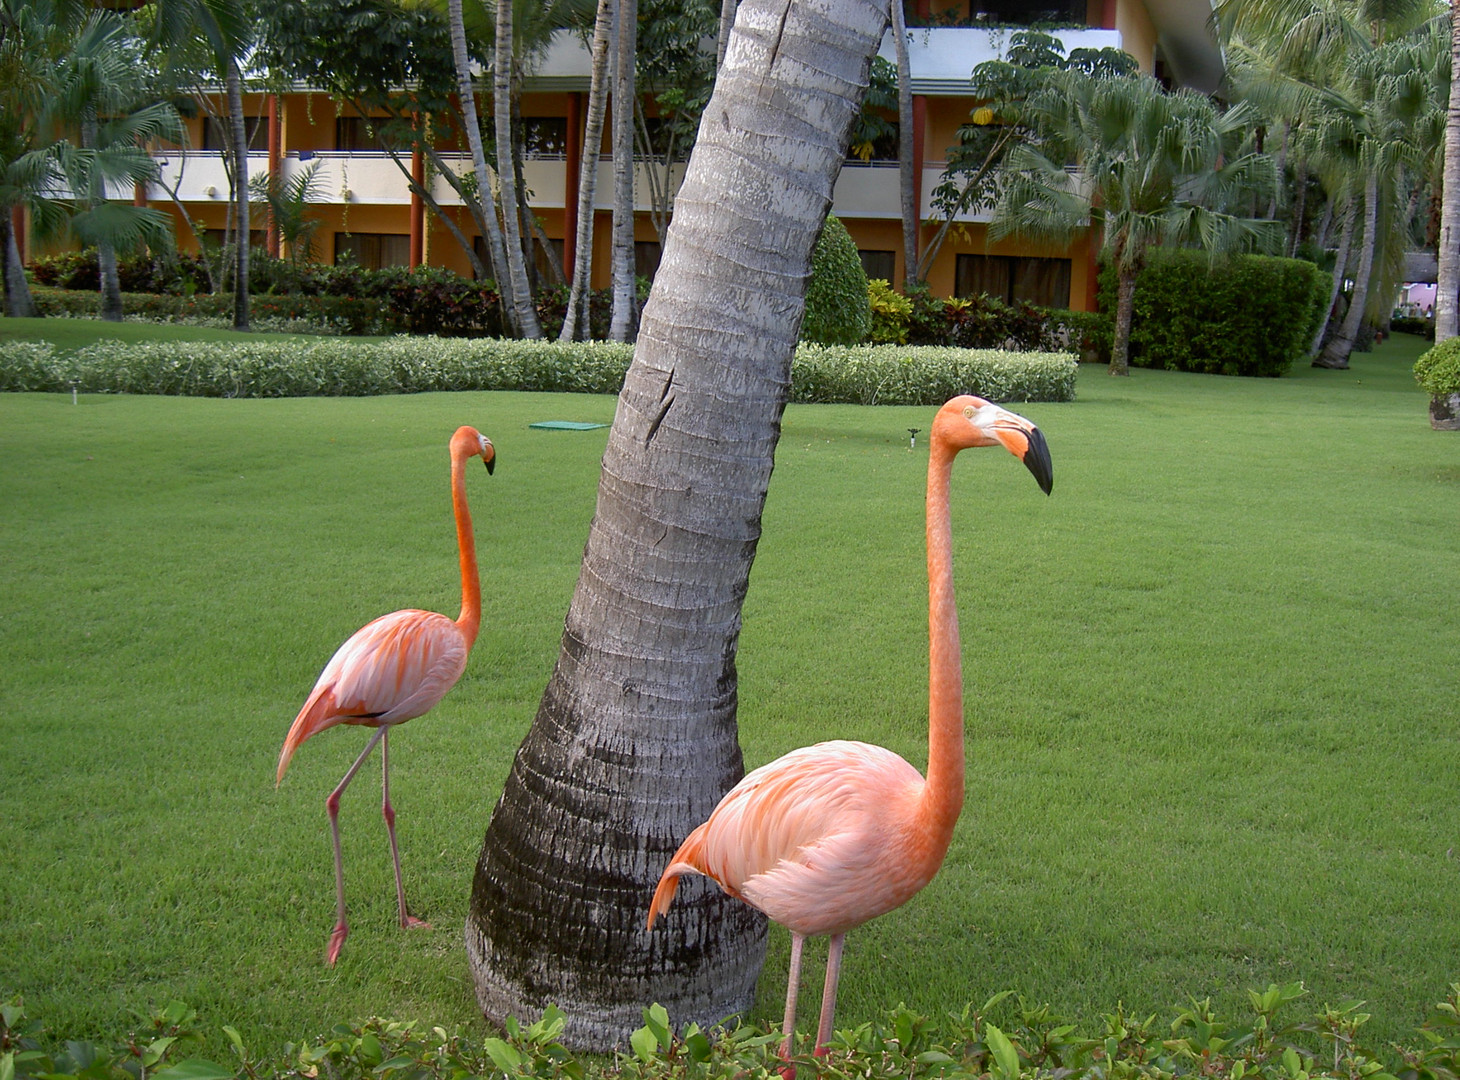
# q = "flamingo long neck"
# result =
<box><xmin>451</xmin><ymin>450</ymin><xmax>482</xmax><ymax>647</ymax></box>
<box><xmin>919</xmin><ymin>437</ymin><xmax>964</xmax><ymax>845</ymax></box>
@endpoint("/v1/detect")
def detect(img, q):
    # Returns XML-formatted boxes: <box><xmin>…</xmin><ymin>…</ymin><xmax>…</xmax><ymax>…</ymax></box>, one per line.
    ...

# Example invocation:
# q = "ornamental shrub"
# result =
<box><xmin>867</xmin><ymin>278</ymin><xmax>913</xmax><ymax>344</ymax></box>
<box><xmin>1414</xmin><ymin>337</ymin><xmax>1460</xmax><ymax>398</ymax></box>
<box><xmin>1</xmin><ymin>337</ymin><xmax>1077</xmax><ymax>403</ymax></box>
<box><xmin>802</xmin><ymin>215</ymin><xmax>871</xmax><ymax>345</ymax></box>
<box><xmin>1097</xmin><ymin>249</ymin><xmax>1330</xmax><ymax>376</ymax></box>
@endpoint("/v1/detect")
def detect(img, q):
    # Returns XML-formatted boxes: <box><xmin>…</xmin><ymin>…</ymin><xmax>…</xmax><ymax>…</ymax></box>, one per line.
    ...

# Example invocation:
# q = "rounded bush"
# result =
<box><xmin>801</xmin><ymin>215</ymin><xmax>871</xmax><ymax>346</ymax></box>
<box><xmin>1414</xmin><ymin>337</ymin><xmax>1460</xmax><ymax>398</ymax></box>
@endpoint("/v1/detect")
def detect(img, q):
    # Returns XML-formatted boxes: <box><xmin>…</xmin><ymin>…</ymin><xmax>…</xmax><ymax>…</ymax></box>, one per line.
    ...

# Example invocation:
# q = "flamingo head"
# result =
<box><xmin>932</xmin><ymin>394</ymin><xmax>1052</xmax><ymax>495</ymax></box>
<box><xmin>453</xmin><ymin>425</ymin><xmax>496</xmax><ymax>474</ymax></box>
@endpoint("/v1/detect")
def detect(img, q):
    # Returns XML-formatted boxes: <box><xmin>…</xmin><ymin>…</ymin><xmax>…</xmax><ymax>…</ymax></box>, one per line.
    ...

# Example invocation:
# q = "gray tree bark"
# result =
<box><xmin>892</xmin><ymin>0</ymin><xmax>917</xmax><ymax>288</ymax></box>
<box><xmin>465</xmin><ymin>0</ymin><xmax>891</xmax><ymax>1050</ymax></box>
<box><xmin>1318</xmin><ymin>170</ymin><xmax>1377</xmax><ymax>369</ymax></box>
<box><xmin>560</xmin><ymin>0</ymin><xmax>613</xmax><ymax>343</ymax></box>
<box><xmin>1436</xmin><ymin>0</ymin><xmax>1460</xmax><ymax>342</ymax></box>
<box><xmin>609</xmin><ymin>0</ymin><xmax>639</xmax><ymax>342</ymax></box>
<box><xmin>494</xmin><ymin>0</ymin><xmax>543</xmax><ymax>338</ymax></box>
<box><xmin>1310</xmin><ymin>196</ymin><xmax>1354</xmax><ymax>359</ymax></box>
<box><xmin>226</xmin><ymin>59</ymin><xmax>250</xmax><ymax>330</ymax></box>
<box><xmin>448</xmin><ymin>0</ymin><xmax>512</xmax><ymax>324</ymax></box>
<box><xmin>1</xmin><ymin>212</ymin><xmax>37</xmax><ymax>318</ymax></box>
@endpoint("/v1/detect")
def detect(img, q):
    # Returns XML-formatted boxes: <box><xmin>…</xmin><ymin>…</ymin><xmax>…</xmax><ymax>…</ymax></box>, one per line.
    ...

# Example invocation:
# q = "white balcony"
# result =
<box><xmin>877</xmin><ymin>27</ymin><xmax>1123</xmax><ymax>94</ymax></box>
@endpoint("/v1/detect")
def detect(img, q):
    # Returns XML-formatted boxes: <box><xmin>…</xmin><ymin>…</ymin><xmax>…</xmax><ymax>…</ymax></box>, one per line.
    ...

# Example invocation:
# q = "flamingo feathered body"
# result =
<box><xmin>277</xmin><ymin>425</ymin><xmax>495</xmax><ymax>965</ymax></box>
<box><xmin>647</xmin><ymin>395</ymin><xmax>1053</xmax><ymax>1064</ymax></box>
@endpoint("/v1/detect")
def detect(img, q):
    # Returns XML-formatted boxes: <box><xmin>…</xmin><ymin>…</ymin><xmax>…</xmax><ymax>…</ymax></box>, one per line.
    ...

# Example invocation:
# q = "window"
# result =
<box><xmin>848</xmin><ymin>122</ymin><xmax>899</xmax><ymax>164</ymax></box>
<box><xmin>859</xmin><ymin>250</ymin><xmax>897</xmax><ymax>282</ymax></box>
<box><xmin>635</xmin><ymin>241</ymin><xmax>662</xmax><ymax>282</ymax></box>
<box><xmin>202</xmin><ymin>116</ymin><xmax>263</xmax><ymax>152</ymax></box>
<box><xmin>521</xmin><ymin>118</ymin><xmax>569</xmax><ymax>158</ymax></box>
<box><xmin>335</xmin><ymin>233</ymin><xmax>410</xmax><ymax>269</ymax></box>
<box><xmin>968</xmin><ymin>0</ymin><xmax>1085</xmax><ymax>21</ymax></box>
<box><xmin>955</xmin><ymin>254</ymin><xmax>1071</xmax><ymax>309</ymax></box>
<box><xmin>335</xmin><ymin>117</ymin><xmax>384</xmax><ymax>151</ymax></box>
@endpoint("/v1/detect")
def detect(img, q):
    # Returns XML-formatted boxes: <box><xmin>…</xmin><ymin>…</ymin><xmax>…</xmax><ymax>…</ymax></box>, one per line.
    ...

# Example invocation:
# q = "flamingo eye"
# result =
<box><xmin>963</xmin><ymin>405</ymin><xmax>975</xmax><ymax>419</ymax></box>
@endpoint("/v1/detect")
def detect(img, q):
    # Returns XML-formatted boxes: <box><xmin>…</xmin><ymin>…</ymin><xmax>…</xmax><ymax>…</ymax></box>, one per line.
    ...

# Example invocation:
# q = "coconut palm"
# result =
<box><xmin>1214</xmin><ymin>0</ymin><xmax>1446</xmax><ymax>366</ymax></box>
<box><xmin>1439</xmin><ymin>0</ymin><xmax>1460</xmax><ymax>342</ymax></box>
<box><xmin>38</xmin><ymin>8</ymin><xmax>181</xmax><ymax>321</ymax></box>
<box><xmin>989</xmin><ymin>69</ymin><xmax>1282</xmax><ymax>375</ymax></box>
<box><xmin>466</xmin><ymin>0</ymin><xmax>892</xmax><ymax>1049</ymax></box>
<box><xmin>148</xmin><ymin>0</ymin><xmax>256</xmax><ymax>329</ymax></box>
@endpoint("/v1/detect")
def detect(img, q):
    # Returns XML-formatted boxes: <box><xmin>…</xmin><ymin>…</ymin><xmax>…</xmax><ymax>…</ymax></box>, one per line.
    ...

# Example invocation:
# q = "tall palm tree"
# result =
<box><xmin>448</xmin><ymin>0</ymin><xmax>514</xmax><ymax>323</ymax></box>
<box><xmin>608</xmin><ymin>0</ymin><xmax>638</xmax><ymax>342</ymax></box>
<box><xmin>989</xmin><ymin>69</ymin><xmax>1282</xmax><ymax>375</ymax></box>
<box><xmin>1213</xmin><ymin>0</ymin><xmax>1446</xmax><ymax>366</ymax></box>
<box><xmin>492</xmin><ymin>0</ymin><xmax>542</xmax><ymax>336</ymax></box>
<box><xmin>0</xmin><ymin>0</ymin><xmax>67</xmax><ymax>317</ymax></box>
<box><xmin>149</xmin><ymin>0</ymin><xmax>255</xmax><ymax>330</ymax></box>
<box><xmin>1438</xmin><ymin>0</ymin><xmax>1460</xmax><ymax>342</ymax></box>
<box><xmin>465</xmin><ymin>0</ymin><xmax>892</xmax><ymax>1050</ymax></box>
<box><xmin>559</xmin><ymin>0</ymin><xmax>612</xmax><ymax>342</ymax></box>
<box><xmin>44</xmin><ymin>9</ymin><xmax>181</xmax><ymax>321</ymax></box>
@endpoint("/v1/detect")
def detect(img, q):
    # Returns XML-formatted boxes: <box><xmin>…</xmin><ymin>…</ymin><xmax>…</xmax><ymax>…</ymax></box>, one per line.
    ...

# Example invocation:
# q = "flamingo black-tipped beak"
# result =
<box><xmin>483</xmin><ymin>447</ymin><xmax>496</xmax><ymax>475</ymax></box>
<box><xmin>1023</xmin><ymin>426</ymin><xmax>1053</xmax><ymax>495</ymax></box>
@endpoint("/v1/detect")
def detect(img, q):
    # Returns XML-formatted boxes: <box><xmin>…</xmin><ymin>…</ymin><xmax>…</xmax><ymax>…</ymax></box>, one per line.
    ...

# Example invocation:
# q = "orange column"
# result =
<box><xmin>267</xmin><ymin>96</ymin><xmax>282</xmax><ymax>257</ymax></box>
<box><xmin>563</xmin><ymin>91</ymin><xmax>584</xmax><ymax>280</ymax></box>
<box><xmin>410</xmin><ymin>146</ymin><xmax>425</xmax><ymax>267</ymax></box>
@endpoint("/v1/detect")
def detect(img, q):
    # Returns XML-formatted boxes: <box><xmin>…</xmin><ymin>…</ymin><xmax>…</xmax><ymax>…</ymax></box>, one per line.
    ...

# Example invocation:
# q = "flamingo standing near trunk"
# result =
<box><xmin>647</xmin><ymin>395</ymin><xmax>1051</xmax><ymax>1062</ymax></box>
<box><xmin>277</xmin><ymin>425</ymin><xmax>495</xmax><ymax>965</ymax></box>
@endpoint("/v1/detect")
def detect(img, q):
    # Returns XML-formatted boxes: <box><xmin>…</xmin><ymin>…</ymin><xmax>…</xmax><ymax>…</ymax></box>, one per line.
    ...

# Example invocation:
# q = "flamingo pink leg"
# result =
<box><xmin>779</xmin><ymin>932</ymin><xmax>807</xmax><ymax>1080</ymax></box>
<box><xmin>325</xmin><ymin>726</ymin><xmax>388</xmax><ymax>965</ymax></box>
<box><xmin>814</xmin><ymin>933</ymin><xmax>847</xmax><ymax>1057</ymax></box>
<box><xmin>381</xmin><ymin>729</ymin><xmax>430</xmax><ymax>931</ymax></box>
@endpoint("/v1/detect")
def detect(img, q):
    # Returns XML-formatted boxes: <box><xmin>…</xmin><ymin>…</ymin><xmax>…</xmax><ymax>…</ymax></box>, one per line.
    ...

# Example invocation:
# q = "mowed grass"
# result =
<box><xmin>1</xmin><ymin>333</ymin><xmax>1458</xmax><ymax>1056</ymax></box>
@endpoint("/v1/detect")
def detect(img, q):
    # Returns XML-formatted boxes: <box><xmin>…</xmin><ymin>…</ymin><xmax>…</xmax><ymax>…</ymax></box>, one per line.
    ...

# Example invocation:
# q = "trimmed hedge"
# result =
<box><xmin>1097</xmin><ymin>249</ymin><xmax>1330</xmax><ymax>376</ymax></box>
<box><xmin>0</xmin><ymin>337</ymin><xmax>1078</xmax><ymax>403</ymax></box>
<box><xmin>792</xmin><ymin>344</ymin><xmax>1076</xmax><ymax>404</ymax></box>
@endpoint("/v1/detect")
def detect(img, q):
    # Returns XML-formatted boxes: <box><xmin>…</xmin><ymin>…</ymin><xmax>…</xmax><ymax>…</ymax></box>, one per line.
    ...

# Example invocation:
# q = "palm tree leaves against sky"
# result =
<box><xmin>989</xmin><ymin>67</ymin><xmax>1282</xmax><ymax>375</ymax></box>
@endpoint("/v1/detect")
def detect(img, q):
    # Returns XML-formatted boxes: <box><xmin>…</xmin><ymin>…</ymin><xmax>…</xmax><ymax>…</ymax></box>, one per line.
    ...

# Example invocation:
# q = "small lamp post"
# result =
<box><xmin>907</xmin><ymin>428</ymin><xmax>920</xmax><ymax>450</ymax></box>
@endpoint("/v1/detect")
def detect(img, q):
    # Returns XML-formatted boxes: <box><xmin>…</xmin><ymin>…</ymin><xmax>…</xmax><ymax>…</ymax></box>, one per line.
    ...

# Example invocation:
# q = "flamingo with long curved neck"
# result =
<box><xmin>647</xmin><ymin>395</ymin><xmax>1051</xmax><ymax>1062</ymax></box>
<box><xmin>277</xmin><ymin>425</ymin><xmax>495</xmax><ymax>965</ymax></box>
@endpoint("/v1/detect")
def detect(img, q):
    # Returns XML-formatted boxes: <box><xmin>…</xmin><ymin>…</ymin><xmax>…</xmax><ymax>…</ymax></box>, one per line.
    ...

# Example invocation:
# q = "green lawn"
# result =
<box><xmin>1</xmin><ymin>332</ymin><xmax>1457</xmax><ymax>1056</ymax></box>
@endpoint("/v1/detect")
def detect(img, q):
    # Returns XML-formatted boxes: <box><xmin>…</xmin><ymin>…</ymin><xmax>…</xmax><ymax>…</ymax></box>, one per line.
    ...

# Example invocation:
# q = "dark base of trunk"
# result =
<box><xmin>1311</xmin><ymin>356</ymin><xmax>1350</xmax><ymax>370</ymax></box>
<box><xmin>1430</xmin><ymin>393</ymin><xmax>1460</xmax><ymax>430</ymax></box>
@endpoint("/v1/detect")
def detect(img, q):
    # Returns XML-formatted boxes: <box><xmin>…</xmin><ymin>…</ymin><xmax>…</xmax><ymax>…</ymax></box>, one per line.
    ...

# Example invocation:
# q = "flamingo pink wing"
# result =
<box><xmin>277</xmin><ymin>609</ymin><xmax>470</xmax><ymax>782</ymax></box>
<box><xmin>650</xmin><ymin>740</ymin><xmax>928</xmax><ymax>937</ymax></box>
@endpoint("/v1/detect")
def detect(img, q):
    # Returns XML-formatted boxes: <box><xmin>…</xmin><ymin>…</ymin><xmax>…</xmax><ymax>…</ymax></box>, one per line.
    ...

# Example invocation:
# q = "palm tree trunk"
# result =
<box><xmin>448</xmin><ymin>0</ymin><xmax>512</xmax><ymax>325</ymax></box>
<box><xmin>97</xmin><ymin>240</ymin><xmax>124</xmax><ymax>321</ymax></box>
<box><xmin>1436</xmin><ymin>0</ymin><xmax>1460</xmax><ymax>343</ymax></box>
<box><xmin>1310</xmin><ymin>196</ymin><xmax>1355</xmax><ymax>359</ymax></box>
<box><xmin>494</xmin><ymin>0</ymin><xmax>543</xmax><ymax>338</ymax></box>
<box><xmin>609</xmin><ymin>0</ymin><xmax>638</xmax><ymax>343</ymax></box>
<box><xmin>466</xmin><ymin>0</ymin><xmax>891</xmax><ymax>1050</ymax></box>
<box><xmin>1110</xmin><ymin>248</ymin><xmax>1137</xmax><ymax>376</ymax></box>
<box><xmin>892</xmin><ymin>0</ymin><xmax>917</xmax><ymax>288</ymax></box>
<box><xmin>560</xmin><ymin>0</ymin><xmax>613</xmax><ymax>342</ymax></box>
<box><xmin>715</xmin><ymin>0</ymin><xmax>736</xmax><ymax>67</ymax></box>
<box><xmin>226</xmin><ymin>58</ymin><xmax>250</xmax><ymax>331</ymax></box>
<box><xmin>3</xmin><ymin>210</ymin><xmax>38</xmax><ymax>318</ymax></box>
<box><xmin>1318</xmin><ymin>170</ymin><xmax>1378</xmax><ymax>369</ymax></box>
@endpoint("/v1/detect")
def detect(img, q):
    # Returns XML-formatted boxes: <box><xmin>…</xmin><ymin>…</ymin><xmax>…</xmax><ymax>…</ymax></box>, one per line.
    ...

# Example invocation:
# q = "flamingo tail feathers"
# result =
<box><xmin>277</xmin><ymin>685</ymin><xmax>341</xmax><ymax>786</ymax></box>
<box><xmin>647</xmin><ymin>824</ymin><xmax>715</xmax><ymax>930</ymax></box>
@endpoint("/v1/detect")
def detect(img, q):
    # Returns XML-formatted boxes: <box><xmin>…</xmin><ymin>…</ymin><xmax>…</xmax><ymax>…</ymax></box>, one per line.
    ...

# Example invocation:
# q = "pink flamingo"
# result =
<box><xmin>276</xmin><ymin>425</ymin><xmax>495</xmax><ymax>965</ymax></box>
<box><xmin>647</xmin><ymin>395</ymin><xmax>1051</xmax><ymax>1062</ymax></box>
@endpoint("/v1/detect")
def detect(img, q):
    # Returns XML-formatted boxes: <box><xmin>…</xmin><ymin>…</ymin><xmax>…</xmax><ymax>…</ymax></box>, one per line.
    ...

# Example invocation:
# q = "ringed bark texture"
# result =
<box><xmin>466</xmin><ymin>0</ymin><xmax>891</xmax><ymax>1051</ymax></box>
